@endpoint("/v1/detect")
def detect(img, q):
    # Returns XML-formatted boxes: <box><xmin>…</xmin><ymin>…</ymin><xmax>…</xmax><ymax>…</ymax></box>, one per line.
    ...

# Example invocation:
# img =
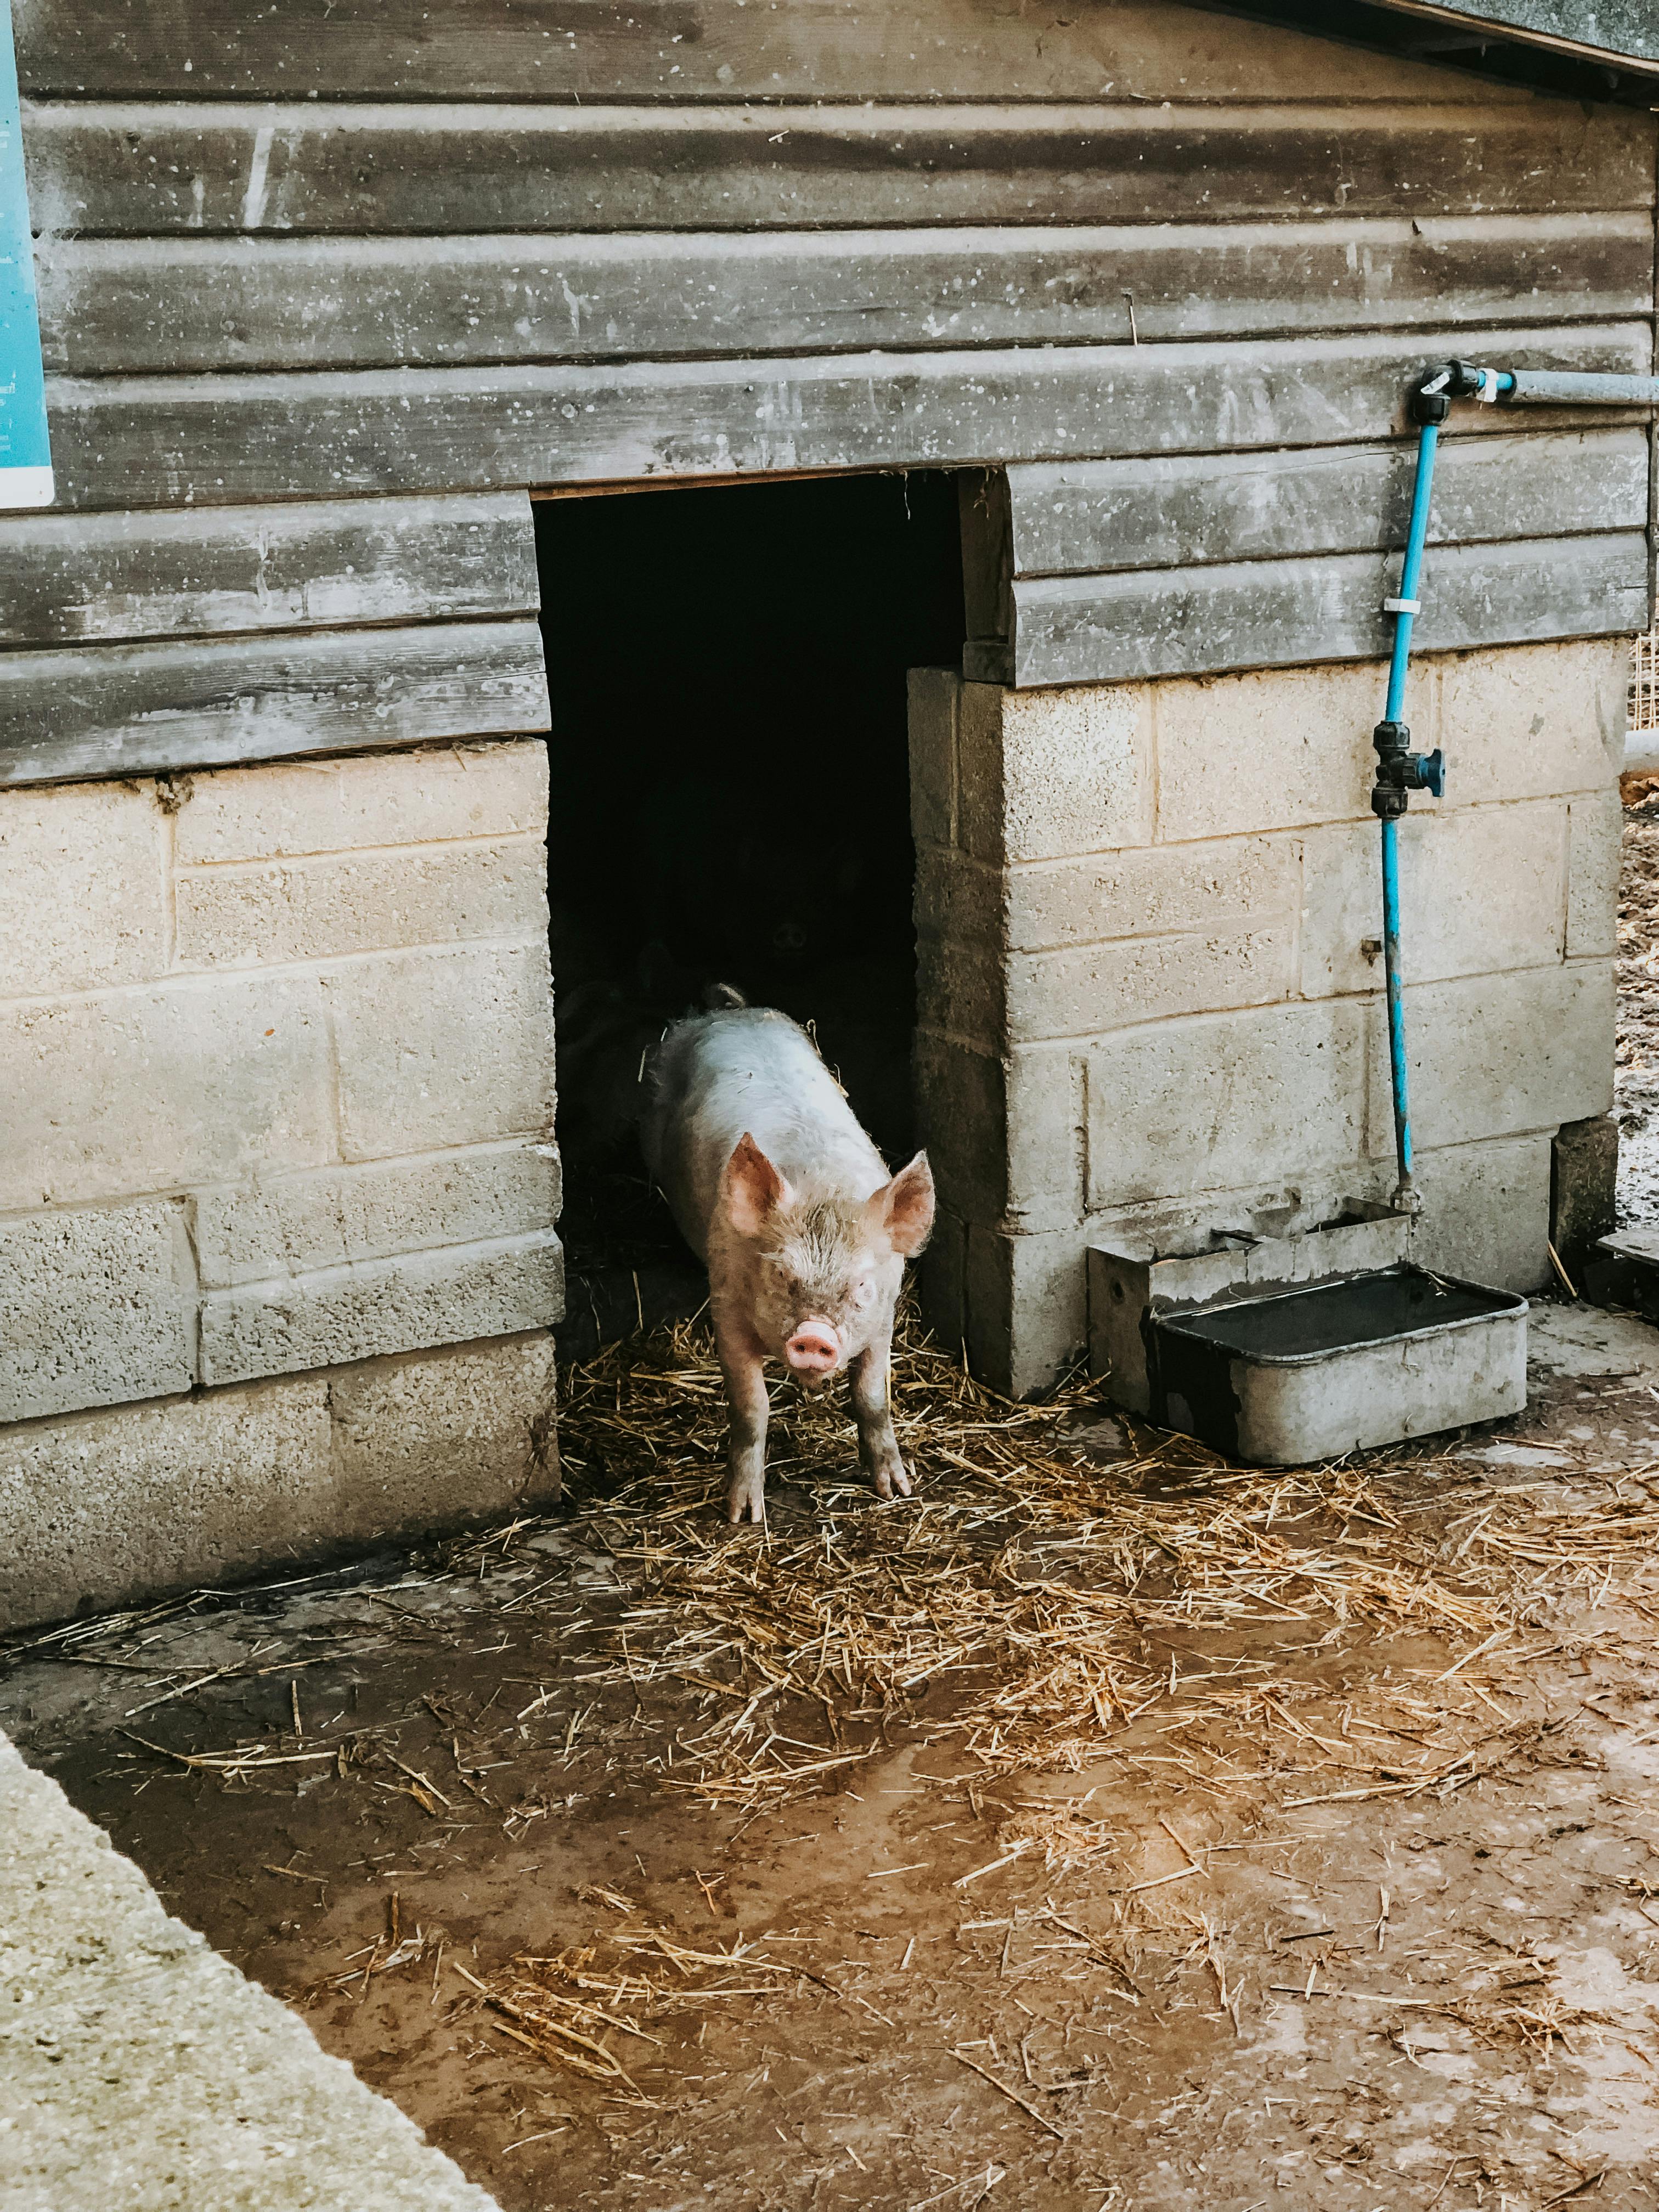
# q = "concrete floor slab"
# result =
<box><xmin>0</xmin><ymin>1733</ymin><xmax>499</xmax><ymax>2212</ymax></box>
<box><xmin>1528</xmin><ymin>1297</ymin><xmax>1659</xmax><ymax>1380</ymax></box>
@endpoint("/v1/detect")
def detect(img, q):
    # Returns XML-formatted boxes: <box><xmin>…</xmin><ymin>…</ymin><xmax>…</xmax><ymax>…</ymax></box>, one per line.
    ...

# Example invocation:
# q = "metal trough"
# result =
<box><xmin>1147</xmin><ymin>1265</ymin><xmax>1528</xmax><ymax>1466</ymax></box>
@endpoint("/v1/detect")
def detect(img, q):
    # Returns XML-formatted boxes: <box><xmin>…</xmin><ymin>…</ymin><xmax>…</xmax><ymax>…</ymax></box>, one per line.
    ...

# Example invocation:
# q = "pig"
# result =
<box><xmin>641</xmin><ymin>995</ymin><xmax>935</xmax><ymax>1523</ymax></box>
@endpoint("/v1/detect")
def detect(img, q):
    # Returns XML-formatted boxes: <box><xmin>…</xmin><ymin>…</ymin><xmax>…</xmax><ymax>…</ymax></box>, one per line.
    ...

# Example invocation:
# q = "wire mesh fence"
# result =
<box><xmin>1633</xmin><ymin>628</ymin><xmax>1659</xmax><ymax>733</ymax></box>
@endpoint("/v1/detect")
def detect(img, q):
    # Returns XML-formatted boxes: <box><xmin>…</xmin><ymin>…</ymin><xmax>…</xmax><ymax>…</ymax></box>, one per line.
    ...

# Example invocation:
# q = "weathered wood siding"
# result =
<box><xmin>966</xmin><ymin>428</ymin><xmax>1653</xmax><ymax>684</ymax></box>
<box><xmin>25</xmin><ymin>101</ymin><xmax>1652</xmax><ymax>236</ymax></box>
<box><xmin>2</xmin><ymin>0</ymin><xmax>1654</xmax><ymax>774</ymax></box>
<box><xmin>37</xmin><ymin>216</ymin><xmax>1652</xmax><ymax>375</ymax></box>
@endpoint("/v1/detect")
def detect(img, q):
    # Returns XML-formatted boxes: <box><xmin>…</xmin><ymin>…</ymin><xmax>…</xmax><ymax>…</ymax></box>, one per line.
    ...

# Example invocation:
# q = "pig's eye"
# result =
<box><xmin>853</xmin><ymin>1277</ymin><xmax>876</xmax><ymax>1308</ymax></box>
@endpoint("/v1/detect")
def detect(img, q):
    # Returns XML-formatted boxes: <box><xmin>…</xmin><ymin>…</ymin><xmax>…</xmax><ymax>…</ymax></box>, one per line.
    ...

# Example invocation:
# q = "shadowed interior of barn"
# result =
<box><xmin>537</xmin><ymin>471</ymin><xmax>965</xmax><ymax>1352</ymax></box>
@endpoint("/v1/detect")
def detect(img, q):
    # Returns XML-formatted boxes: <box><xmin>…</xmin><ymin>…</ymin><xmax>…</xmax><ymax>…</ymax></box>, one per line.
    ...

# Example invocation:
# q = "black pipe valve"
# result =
<box><xmin>1412</xmin><ymin>359</ymin><xmax>1490</xmax><ymax>425</ymax></box>
<box><xmin>1370</xmin><ymin>719</ymin><xmax>1444</xmax><ymax>819</ymax></box>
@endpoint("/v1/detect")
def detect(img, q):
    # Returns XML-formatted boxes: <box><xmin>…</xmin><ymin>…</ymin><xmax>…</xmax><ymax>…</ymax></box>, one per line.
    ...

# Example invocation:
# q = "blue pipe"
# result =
<box><xmin>1380</xmin><ymin>819</ymin><xmax>1412</xmax><ymax>1189</ymax></box>
<box><xmin>1385</xmin><ymin>420</ymin><xmax>1438</xmax><ymax>725</ymax></box>
<box><xmin>1378</xmin><ymin>419</ymin><xmax>1440</xmax><ymax>1200</ymax></box>
<box><xmin>1375</xmin><ymin>354</ymin><xmax>1653</xmax><ymax>1210</ymax></box>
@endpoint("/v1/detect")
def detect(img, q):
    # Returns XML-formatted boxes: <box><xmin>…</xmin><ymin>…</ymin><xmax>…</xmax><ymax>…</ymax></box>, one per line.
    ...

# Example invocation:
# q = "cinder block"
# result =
<box><xmin>915</xmin><ymin>1033</ymin><xmax>1006</xmax><ymax>1224</ymax></box>
<box><xmin>173</xmin><ymin>738</ymin><xmax>549</xmax><ymax>863</ymax></box>
<box><xmin>1087</xmin><ymin>999</ymin><xmax>1369</xmax><ymax>1211</ymax></box>
<box><xmin>193</xmin><ymin>1142</ymin><xmax>561</xmax><ymax>1288</ymax></box>
<box><xmin>1409</xmin><ymin>1133</ymin><xmax>1553</xmax><ymax>1293</ymax></box>
<box><xmin>0</xmin><ymin>1201</ymin><xmax>194</xmax><ymax>1423</ymax></box>
<box><xmin>1006</xmin><ymin>836</ymin><xmax>1297</xmax><ymax>953</ymax></box>
<box><xmin>915</xmin><ymin>933</ymin><xmax>1006</xmax><ymax>1052</ymax></box>
<box><xmin>328</xmin><ymin>1331</ymin><xmax>559</xmax><ymax>1527</ymax></box>
<box><xmin>0</xmin><ymin>1374</ymin><xmax>335</xmax><ymax>1628</ymax></box>
<box><xmin>917</xmin><ymin>1206</ymin><xmax>968</xmax><ymax>1351</ymax></box>
<box><xmin>0</xmin><ymin>780</ymin><xmax>168</xmax><ymax>997</ymax></box>
<box><xmin>1155</xmin><ymin>658</ymin><xmax>1383</xmax><ymax>842</ymax></box>
<box><xmin>0</xmin><ymin>1331</ymin><xmax>557</xmax><ymax>1630</ymax></box>
<box><xmin>966</xmin><ymin>1224</ymin><xmax>1088</xmax><ymax>1398</ymax></box>
<box><xmin>1435</xmin><ymin>637</ymin><xmax>1627</xmax><ymax>804</ymax></box>
<box><xmin>199</xmin><ymin>1230</ymin><xmax>565</xmax><ymax>1386</ymax></box>
<box><xmin>1550</xmin><ymin>1113</ymin><xmax>1619</xmax><ymax>1276</ymax></box>
<box><xmin>326</xmin><ymin>940</ymin><xmax>556</xmax><ymax>1160</ymax></box>
<box><xmin>174</xmin><ymin>838</ymin><xmax>549</xmax><ymax>968</ymax></box>
<box><xmin>1567</xmin><ymin>791</ymin><xmax>1622</xmax><ymax>959</ymax></box>
<box><xmin>908</xmin><ymin>667</ymin><xmax>960</xmax><ymax>851</ymax></box>
<box><xmin>1300</xmin><ymin>802</ymin><xmax>1566</xmax><ymax>997</ymax></box>
<box><xmin>914</xmin><ymin>1034</ymin><xmax>1082</xmax><ymax>1230</ymax></box>
<box><xmin>922</xmin><ymin>915</ymin><xmax>1296</xmax><ymax>1052</ymax></box>
<box><xmin>958</xmin><ymin>680</ymin><xmax>1150</xmax><ymax>865</ymax></box>
<box><xmin>913</xmin><ymin>845</ymin><xmax>1002</xmax><ymax>952</ymax></box>
<box><xmin>0</xmin><ymin>973</ymin><xmax>334</xmax><ymax>1212</ymax></box>
<box><xmin>1376</xmin><ymin>962</ymin><xmax>1615</xmax><ymax>1155</ymax></box>
<box><xmin>1009</xmin><ymin>924</ymin><xmax>1296</xmax><ymax>1043</ymax></box>
<box><xmin>1005</xmin><ymin>1046</ymin><xmax>1086</xmax><ymax>1229</ymax></box>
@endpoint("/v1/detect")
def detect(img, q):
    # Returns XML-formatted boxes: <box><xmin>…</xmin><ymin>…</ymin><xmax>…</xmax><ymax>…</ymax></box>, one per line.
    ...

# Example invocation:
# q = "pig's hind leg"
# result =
<box><xmin>850</xmin><ymin>1342</ymin><xmax>911</xmax><ymax>1502</ymax></box>
<box><xmin>716</xmin><ymin>1322</ymin><xmax>771</xmax><ymax>1523</ymax></box>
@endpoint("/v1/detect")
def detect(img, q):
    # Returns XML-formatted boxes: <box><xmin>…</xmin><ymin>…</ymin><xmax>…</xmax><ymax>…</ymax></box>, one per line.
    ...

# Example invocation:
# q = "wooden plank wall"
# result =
<box><xmin>966</xmin><ymin>428</ymin><xmax>1653</xmax><ymax>684</ymax></box>
<box><xmin>3</xmin><ymin>0</ymin><xmax>1655</xmax><ymax>776</ymax></box>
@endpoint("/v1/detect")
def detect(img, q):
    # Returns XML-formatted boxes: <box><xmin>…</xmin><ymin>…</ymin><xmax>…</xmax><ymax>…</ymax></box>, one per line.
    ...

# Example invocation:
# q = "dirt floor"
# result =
<box><xmin>9</xmin><ymin>799</ymin><xmax>1659</xmax><ymax>2212</ymax></box>
<box><xmin>7</xmin><ymin>1299</ymin><xmax>1659</xmax><ymax>2212</ymax></box>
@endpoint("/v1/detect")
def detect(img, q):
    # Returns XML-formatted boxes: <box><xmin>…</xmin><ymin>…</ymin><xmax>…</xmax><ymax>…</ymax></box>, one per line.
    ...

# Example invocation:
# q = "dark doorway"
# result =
<box><xmin>537</xmin><ymin>469</ymin><xmax>966</xmax><ymax>1355</ymax></box>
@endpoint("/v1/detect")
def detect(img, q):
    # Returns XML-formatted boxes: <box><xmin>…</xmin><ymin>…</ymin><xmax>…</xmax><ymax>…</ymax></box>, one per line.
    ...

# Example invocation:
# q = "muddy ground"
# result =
<box><xmin>8</xmin><ymin>799</ymin><xmax>1659</xmax><ymax>2212</ymax></box>
<box><xmin>7</xmin><ymin>1296</ymin><xmax>1659</xmax><ymax>2212</ymax></box>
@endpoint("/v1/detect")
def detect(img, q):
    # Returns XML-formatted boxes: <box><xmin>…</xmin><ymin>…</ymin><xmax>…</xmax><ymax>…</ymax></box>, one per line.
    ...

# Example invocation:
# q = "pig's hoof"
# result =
<box><xmin>726</xmin><ymin>1474</ymin><xmax>767</xmax><ymax>1525</ymax></box>
<box><xmin>871</xmin><ymin>1460</ymin><xmax>912</xmax><ymax>1502</ymax></box>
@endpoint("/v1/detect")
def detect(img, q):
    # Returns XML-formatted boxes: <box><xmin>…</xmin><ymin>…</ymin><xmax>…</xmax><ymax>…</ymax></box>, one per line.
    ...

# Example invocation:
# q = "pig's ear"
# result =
<box><xmin>875</xmin><ymin>1150</ymin><xmax>935</xmax><ymax>1258</ymax></box>
<box><xmin>721</xmin><ymin>1133</ymin><xmax>792</xmax><ymax>1239</ymax></box>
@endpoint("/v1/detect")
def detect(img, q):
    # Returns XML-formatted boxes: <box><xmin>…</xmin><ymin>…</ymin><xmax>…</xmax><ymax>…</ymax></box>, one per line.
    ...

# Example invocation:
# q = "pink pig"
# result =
<box><xmin>642</xmin><ymin>998</ymin><xmax>935</xmax><ymax>1523</ymax></box>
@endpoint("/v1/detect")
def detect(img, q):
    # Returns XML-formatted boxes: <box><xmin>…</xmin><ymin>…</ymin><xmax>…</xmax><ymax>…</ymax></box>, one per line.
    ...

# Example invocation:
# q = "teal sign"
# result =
<box><xmin>0</xmin><ymin>2</ymin><xmax>49</xmax><ymax>508</ymax></box>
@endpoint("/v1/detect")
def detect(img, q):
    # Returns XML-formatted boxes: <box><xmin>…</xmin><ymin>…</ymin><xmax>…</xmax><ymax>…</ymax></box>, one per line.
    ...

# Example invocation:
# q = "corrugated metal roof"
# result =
<box><xmin>1365</xmin><ymin>0</ymin><xmax>1659</xmax><ymax>74</ymax></box>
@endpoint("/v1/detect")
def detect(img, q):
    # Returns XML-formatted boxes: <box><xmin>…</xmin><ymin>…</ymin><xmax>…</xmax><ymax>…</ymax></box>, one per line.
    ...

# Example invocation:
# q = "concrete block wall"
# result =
<box><xmin>0</xmin><ymin>1334</ymin><xmax>557</xmax><ymax>1630</ymax></box>
<box><xmin>911</xmin><ymin>637</ymin><xmax>1626</xmax><ymax>1395</ymax></box>
<box><xmin>1</xmin><ymin>738</ymin><xmax>560</xmax><ymax>1421</ymax></box>
<box><xmin>0</xmin><ymin>739</ymin><xmax>562</xmax><ymax>1627</ymax></box>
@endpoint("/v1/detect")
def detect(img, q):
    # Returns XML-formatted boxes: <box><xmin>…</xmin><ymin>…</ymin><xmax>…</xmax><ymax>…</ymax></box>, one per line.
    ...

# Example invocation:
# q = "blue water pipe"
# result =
<box><xmin>1375</xmin><ymin>357</ymin><xmax>1659</xmax><ymax>1209</ymax></box>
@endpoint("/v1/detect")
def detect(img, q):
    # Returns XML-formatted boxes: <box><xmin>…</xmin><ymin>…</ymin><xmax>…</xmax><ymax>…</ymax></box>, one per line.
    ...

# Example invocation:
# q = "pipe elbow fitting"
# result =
<box><xmin>1412</xmin><ymin>358</ymin><xmax>1490</xmax><ymax>424</ymax></box>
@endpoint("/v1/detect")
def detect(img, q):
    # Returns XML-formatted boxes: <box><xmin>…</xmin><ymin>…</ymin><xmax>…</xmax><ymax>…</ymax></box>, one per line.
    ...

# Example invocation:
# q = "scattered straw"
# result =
<box><xmin>449</xmin><ymin>1912</ymin><xmax>811</xmax><ymax>2086</ymax></box>
<box><xmin>540</xmin><ymin>1311</ymin><xmax>1659</xmax><ymax>1816</ymax></box>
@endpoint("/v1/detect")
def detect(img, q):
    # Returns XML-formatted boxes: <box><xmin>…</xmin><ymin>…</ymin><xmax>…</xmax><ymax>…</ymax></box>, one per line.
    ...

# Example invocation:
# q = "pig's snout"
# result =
<box><xmin>785</xmin><ymin>1322</ymin><xmax>840</xmax><ymax>1375</ymax></box>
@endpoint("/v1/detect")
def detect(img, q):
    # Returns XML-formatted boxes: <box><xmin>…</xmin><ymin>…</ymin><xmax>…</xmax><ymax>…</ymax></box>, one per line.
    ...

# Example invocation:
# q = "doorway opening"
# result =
<box><xmin>537</xmin><ymin>470</ymin><xmax>966</xmax><ymax>1353</ymax></box>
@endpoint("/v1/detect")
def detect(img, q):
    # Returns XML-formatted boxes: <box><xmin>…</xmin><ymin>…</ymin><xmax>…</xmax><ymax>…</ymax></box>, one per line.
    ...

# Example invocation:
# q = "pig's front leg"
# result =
<box><xmin>850</xmin><ymin>1341</ymin><xmax>911</xmax><ymax>1502</ymax></box>
<box><xmin>716</xmin><ymin>1321</ymin><xmax>771</xmax><ymax>1523</ymax></box>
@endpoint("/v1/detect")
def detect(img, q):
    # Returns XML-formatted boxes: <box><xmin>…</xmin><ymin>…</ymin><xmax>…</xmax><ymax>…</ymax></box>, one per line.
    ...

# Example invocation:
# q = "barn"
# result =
<box><xmin>2</xmin><ymin>0</ymin><xmax>1656</xmax><ymax>1628</ymax></box>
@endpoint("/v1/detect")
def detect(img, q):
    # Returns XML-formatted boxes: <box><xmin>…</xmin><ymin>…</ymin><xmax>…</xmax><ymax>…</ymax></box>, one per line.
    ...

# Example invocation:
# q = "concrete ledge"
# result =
<box><xmin>0</xmin><ymin>1731</ymin><xmax>500</xmax><ymax>2211</ymax></box>
<box><xmin>0</xmin><ymin>1330</ymin><xmax>558</xmax><ymax>1633</ymax></box>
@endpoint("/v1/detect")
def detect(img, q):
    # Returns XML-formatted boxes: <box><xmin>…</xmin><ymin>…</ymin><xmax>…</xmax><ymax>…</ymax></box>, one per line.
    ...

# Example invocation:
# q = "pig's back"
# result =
<box><xmin>642</xmin><ymin>1007</ymin><xmax>888</xmax><ymax>1255</ymax></box>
